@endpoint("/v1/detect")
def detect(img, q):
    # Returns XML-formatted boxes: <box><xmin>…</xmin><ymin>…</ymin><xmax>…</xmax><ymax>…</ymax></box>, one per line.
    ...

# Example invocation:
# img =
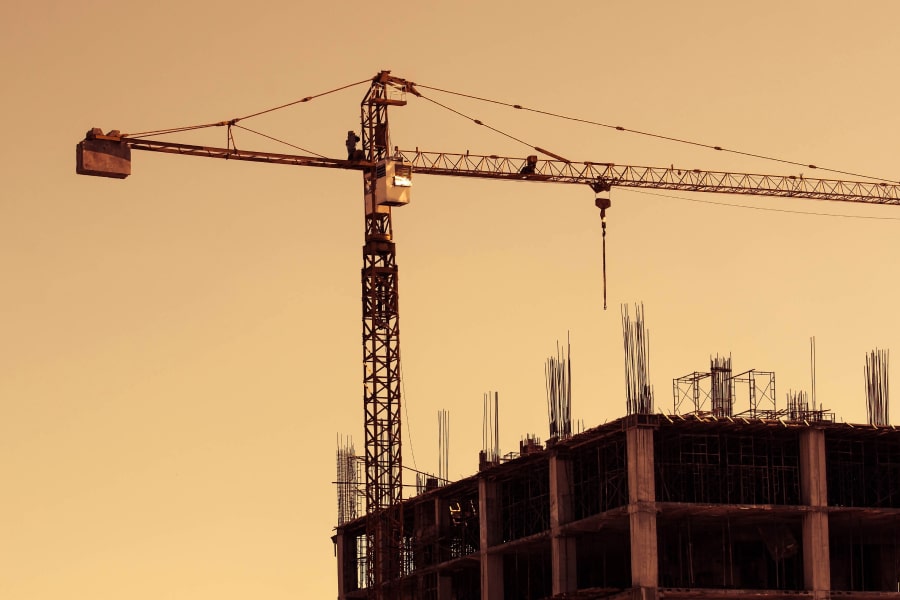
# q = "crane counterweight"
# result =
<box><xmin>76</xmin><ymin>129</ymin><xmax>130</xmax><ymax>178</ymax></box>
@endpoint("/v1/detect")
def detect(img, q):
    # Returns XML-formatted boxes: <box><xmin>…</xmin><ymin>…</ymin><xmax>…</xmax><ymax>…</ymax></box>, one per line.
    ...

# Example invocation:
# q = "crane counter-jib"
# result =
<box><xmin>76</xmin><ymin>132</ymin><xmax>900</xmax><ymax>206</ymax></box>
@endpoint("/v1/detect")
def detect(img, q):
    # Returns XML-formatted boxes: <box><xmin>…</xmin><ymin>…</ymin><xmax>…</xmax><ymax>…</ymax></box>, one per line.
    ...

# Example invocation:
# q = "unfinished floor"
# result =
<box><xmin>334</xmin><ymin>414</ymin><xmax>900</xmax><ymax>599</ymax></box>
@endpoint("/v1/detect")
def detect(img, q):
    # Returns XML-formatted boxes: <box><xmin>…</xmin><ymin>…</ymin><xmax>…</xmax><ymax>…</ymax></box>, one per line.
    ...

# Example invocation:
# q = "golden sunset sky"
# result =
<box><xmin>2</xmin><ymin>1</ymin><xmax>899</xmax><ymax>598</ymax></box>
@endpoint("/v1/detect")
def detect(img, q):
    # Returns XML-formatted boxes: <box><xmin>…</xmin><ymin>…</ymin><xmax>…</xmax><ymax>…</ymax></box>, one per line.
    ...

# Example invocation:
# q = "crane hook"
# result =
<box><xmin>595</xmin><ymin>195</ymin><xmax>612</xmax><ymax>311</ymax></box>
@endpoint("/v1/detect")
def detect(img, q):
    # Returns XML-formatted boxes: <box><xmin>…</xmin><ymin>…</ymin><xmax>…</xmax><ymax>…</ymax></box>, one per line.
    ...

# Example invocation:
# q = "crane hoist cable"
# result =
<box><xmin>415</xmin><ymin>90</ymin><xmax>615</xmax><ymax>307</ymax></box>
<box><xmin>415</xmin><ymin>82</ymin><xmax>898</xmax><ymax>184</ymax></box>
<box><xmin>91</xmin><ymin>74</ymin><xmax>900</xmax><ymax>311</ymax></box>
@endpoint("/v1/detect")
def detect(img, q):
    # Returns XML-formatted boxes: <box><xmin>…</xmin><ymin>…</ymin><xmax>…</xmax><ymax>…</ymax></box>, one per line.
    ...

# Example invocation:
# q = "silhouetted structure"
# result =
<box><xmin>335</xmin><ymin>413</ymin><xmax>900</xmax><ymax>599</ymax></box>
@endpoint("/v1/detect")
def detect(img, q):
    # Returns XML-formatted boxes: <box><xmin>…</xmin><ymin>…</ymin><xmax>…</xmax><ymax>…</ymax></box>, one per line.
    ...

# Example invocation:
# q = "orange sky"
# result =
<box><xmin>2</xmin><ymin>2</ymin><xmax>899</xmax><ymax>599</ymax></box>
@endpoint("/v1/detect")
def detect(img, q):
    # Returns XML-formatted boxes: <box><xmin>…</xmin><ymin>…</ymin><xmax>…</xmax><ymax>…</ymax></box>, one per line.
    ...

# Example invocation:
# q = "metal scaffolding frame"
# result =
<box><xmin>657</xmin><ymin>514</ymin><xmax>805</xmax><ymax>590</ymax></box>
<box><xmin>674</xmin><ymin>364</ymin><xmax>778</xmax><ymax>419</ymax></box>
<box><xmin>571</xmin><ymin>434</ymin><xmax>629</xmax><ymax>520</ymax></box>
<box><xmin>655</xmin><ymin>429</ymin><xmax>801</xmax><ymax>505</ymax></box>
<box><xmin>826</xmin><ymin>432</ymin><xmax>900</xmax><ymax>508</ymax></box>
<box><xmin>500</xmin><ymin>463</ymin><xmax>551</xmax><ymax>543</ymax></box>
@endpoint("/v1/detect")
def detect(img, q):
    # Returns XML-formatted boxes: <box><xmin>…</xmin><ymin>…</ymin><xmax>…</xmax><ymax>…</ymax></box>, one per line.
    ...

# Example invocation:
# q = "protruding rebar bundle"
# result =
<box><xmin>482</xmin><ymin>391</ymin><xmax>500</xmax><ymax>467</ymax></box>
<box><xmin>710</xmin><ymin>355</ymin><xmax>734</xmax><ymax>417</ymax></box>
<box><xmin>546</xmin><ymin>333</ymin><xmax>573</xmax><ymax>440</ymax></box>
<box><xmin>438</xmin><ymin>410</ymin><xmax>450</xmax><ymax>484</ymax></box>
<box><xmin>810</xmin><ymin>336</ymin><xmax>817</xmax><ymax>410</ymax></box>
<box><xmin>865</xmin><ymin>348</ymin><xmax>890</xmax><ymax>426</ymax></box>
<box><xmin>622</xmin><ymin>303</ymin><xmax>653</xmax><ymax>414</ymax></box>
<box><xmin>787</xmin><ymin>389</ymin><xmax>810</xmax><ymax>422</ymax></box>
<box><xmin>336</xmin><ymin>435</ymin><xmax>360</xmax><ymax>526</ymax></box>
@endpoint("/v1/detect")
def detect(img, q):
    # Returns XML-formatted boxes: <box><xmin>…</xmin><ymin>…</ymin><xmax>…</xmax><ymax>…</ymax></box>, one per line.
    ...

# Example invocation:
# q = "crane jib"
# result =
<box><xmin>75</xmin><ymin>133</ymin><xmax>900</xmax><ymax>206</ymax></box>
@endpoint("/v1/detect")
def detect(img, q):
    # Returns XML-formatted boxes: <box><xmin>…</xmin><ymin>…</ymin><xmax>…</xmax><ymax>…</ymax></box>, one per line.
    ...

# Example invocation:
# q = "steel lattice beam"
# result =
<box><xmin>110</xmin><ymin>138</ymin><xmax>900</xmax><ymax>205</ymax></box>
<box><xmin>397</xmin><ymin>150</ymin><xmax>900</xmax><ymax>205</ymax></box>
<box><xmin>360</xmin><ymin>75</ymin><xmax>405</xmax><ymax>600</ymax></box>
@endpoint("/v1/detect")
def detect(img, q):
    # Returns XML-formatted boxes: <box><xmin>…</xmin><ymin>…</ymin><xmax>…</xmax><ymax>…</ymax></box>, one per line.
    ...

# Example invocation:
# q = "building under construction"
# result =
<box><xmin>334</xmin><ymin>337</ymin><xmax>898</xmax><ymax>600</ymax></box>
<box><xmin>335</xmin><ymin>412</ymin><xmax>899</xmax><ymax>599</ymax></box>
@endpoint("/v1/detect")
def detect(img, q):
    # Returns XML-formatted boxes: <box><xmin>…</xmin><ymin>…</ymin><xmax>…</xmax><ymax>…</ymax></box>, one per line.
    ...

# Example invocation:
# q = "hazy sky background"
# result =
<box><xmin>2</xmin><ymin>1</ymin><xmax>899</xmax><ymax>598</ymax></box>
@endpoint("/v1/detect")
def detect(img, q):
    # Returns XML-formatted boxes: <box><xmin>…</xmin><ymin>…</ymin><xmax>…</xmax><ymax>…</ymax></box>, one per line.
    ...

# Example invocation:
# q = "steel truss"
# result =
<box><xmin>113</xmin><ymin>140</ymin><xmax>900</xmax><ymax>206</ymax></box>
<box><xmin>360</xmin><ymin>73</ymin><xmax>407</xmax><ymax>600</ymax></box>
<box><xmin>397</xmin><ymin>150</ymin><xmax>900</xmax><ymax>204</ymax></box>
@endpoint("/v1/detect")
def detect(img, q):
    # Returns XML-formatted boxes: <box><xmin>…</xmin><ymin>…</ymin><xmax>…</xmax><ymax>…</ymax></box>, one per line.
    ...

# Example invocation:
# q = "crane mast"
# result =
<box><xmin>74</xmin><ymin>70</ymin><xmax>900</xmax><ymax>600</ymax></box>
<box><xmin>359</xmin><ymin>72</ymin><xmax>411</xmax><ymax>598</ymax></box>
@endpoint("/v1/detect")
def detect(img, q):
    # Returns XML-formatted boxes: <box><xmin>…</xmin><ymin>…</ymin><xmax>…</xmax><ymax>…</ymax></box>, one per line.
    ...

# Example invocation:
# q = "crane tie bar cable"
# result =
<box><xmin>237</xmin><ymin>78</ymin><xmax>371</xmax><ymax>121</ymax></box>
<box><xmin>415</xmin><ymin>83</ymin><xmax>897</xmax><ymax>184</ymax></box>
<box><xmin>232</xmin><ymin>124</ymin><xmax>328</xmax><ymax>159</ymax></box>
<box><xmin>124</xmin><ymin>77</ymin><xmax>371</xmax><ymax>139</ymax></box>
<box><xmin>417</xmin><ymin>93</ymin><xmax>570</xmax><ymax>162</ymax></box>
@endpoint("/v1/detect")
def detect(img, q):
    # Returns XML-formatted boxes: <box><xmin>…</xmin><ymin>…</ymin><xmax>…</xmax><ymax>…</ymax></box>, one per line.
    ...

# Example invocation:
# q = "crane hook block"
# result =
<box><xmin>76</xmin><ymin>129</ymin><xmax>131</xmax><ymax>179</ymax></box>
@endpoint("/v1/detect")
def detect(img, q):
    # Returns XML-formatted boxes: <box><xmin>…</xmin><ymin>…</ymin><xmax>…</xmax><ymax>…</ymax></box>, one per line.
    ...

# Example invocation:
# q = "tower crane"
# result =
<box><xmin>75</xmin><ymin>70</ymin><xmax>900</xmax><ymax>600</ymax></box>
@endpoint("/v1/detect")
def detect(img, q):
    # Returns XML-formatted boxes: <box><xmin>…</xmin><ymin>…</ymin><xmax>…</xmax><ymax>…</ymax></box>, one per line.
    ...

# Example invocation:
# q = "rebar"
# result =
<box><xmin>546</xmin><ymin>333</ymin><xmax>573</xmax><ymax>440</ymax></box>
<box><xmin>710</xmin><ymin>355</ymin><xmax>734</xmax><ymax>417</ymax></box>
<box><xmin>787</xmin><ymin>389</ymin><xmax>809</xmax><ymax>422</ymax></box>
<box><xmin>865</xmin><ymin>348</ymin><xmax>890</xmax><ymax>426</ymax></box>
<box><xmin>622</xmin><ymin>303</ymin><xmax>653</xmax><ymax>414</ymax></box>
<box><xmin>438</xmin><ymin>410</ymin><xmax>450</xmax><ymax>483</ymax></box>
<box><xmin>482</xmin><ymin>391</ymin><xmax>500</xmax><ymax>465</ymax></box>
<box><xmin>336</xmin><ymin>435</ymin><xmax>360</xmax><ymax>526</ymax></box>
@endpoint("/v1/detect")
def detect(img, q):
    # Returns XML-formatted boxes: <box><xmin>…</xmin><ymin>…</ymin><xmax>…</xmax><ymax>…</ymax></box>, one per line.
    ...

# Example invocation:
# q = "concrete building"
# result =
<box><xmin>334</xmin><ymin>413</ymin><xmax>900</xmax><ymax>599</ymax></box>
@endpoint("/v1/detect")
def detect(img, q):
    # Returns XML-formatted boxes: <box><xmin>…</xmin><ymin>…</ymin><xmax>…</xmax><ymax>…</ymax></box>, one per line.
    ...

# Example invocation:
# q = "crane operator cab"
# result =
<box><xmin>366</xmin><ymin>159</ymin><xmax>412</xmax><ymax>214</ymax></box>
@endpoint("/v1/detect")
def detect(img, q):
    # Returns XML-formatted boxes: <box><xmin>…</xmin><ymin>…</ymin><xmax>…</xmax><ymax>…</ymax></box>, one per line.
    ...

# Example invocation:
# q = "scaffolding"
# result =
<box><xmin>657</xmin><ymin>514</ymin><xmax>805</xmax><ymax>590</ymax></box>
<box><xmin>673</xmin><ymin>362</ymin><xmax>779</xmax><ymax>419</ymax></box>
<box><xmin>655</xmin><ymin>428</ymin><xmax>801</xmax><ymax>505</ymax></box>
<box><xmin>445</xmin><ymin>493</ymin><xmax>479</xmax><ymax>561</ymax></box>
<box><xmin>733</xmin><ymin>369</ymin><xmax>777</xmax><ymax>419</ymax></box>
<box><xmin>501</xmin><ymin>462</ymin><xmax>550</xmax><ymax>542</ymax></box>
<box><xmin>571</xmin><ymin>434</ymin><xmax>628</xmax><ymax>520</ymax></box>
<box><xmin>826</xmin><ymin>431</ymin><xmax>900</xmax><ymax>508</ymax></box>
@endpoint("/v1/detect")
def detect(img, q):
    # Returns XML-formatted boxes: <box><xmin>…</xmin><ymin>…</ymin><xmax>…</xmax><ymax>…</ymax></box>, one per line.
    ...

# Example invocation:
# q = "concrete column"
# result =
<box><xmin>626</xmin><ymin>424</ymin><xmax>658</xmax><ymax>600</ymax></box>
<box><xmin>550</xmin><ymin>451</ymin><xmax>577</xmax><ymax>595</ymax></box>
<box><xmin>800</xmin><ymin>428</ymin><xmax>830</xmax><ymax>599</ymax></box>
<box><xmin>436</xmin><ymin>574</ymin><xmax>453</xmax><ymax>600</ymax></box>
<box><xmin>334</xmin><ymin>529</ymin><xmax>349</xmax><ymax>600</ymax></box>
<box><xmin>434</xmin><ymin>496</ymin><xmax>454</xmax><ymax>600</ymax></box>
<box><xmin>479</xmin><ymin>476</ymin><xmax>503</xmax><ymax>599</ymax></box>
